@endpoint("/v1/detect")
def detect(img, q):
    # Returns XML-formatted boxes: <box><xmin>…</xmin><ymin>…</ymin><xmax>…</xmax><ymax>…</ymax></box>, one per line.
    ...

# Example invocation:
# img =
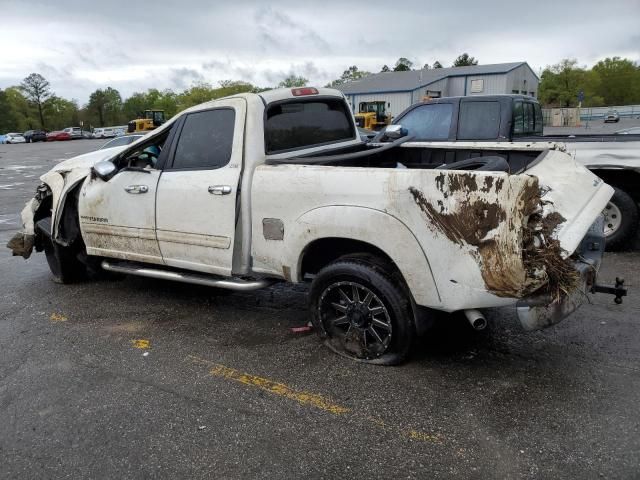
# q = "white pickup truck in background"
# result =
<box><xmin>7</xmin><ymin>87</ymin><xmax>622</xmax><ymax>364</ymax></box>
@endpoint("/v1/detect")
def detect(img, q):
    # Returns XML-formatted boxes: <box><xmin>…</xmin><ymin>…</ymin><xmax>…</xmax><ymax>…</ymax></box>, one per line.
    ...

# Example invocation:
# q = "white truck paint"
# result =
<box><xmin>7</xmin><ymin>87</ymin><xmax>615</xmax><ymax>364</ymax></box>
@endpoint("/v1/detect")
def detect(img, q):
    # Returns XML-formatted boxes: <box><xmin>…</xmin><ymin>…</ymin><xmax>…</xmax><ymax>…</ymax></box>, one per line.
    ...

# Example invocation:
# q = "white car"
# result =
<box><xmin>92</xmin><ymin>128</ymin><xmax>116</xmax><ymax>139</ymax></box>
<box><xmin>5</xmin><ymin>133</ymin><xmax>26</xmax><ymax>144</ymax></box>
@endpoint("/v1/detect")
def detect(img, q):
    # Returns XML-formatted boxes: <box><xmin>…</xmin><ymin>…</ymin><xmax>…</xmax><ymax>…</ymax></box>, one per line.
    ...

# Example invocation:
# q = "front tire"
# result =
<box><xmin>309</xmin><ymin>257</ymin><xmax>415</xmax><ymax>365</ymax></box>
<box><xmin>43</xmin><ymin>237</ymin><xmax>87</xmax><ymax>284</ymax></box>
<box><xmin>38</xmin><ymin>215</ymin><xmax>87</xmax><ymax>284</ymax></box>
<box><xmin>604</xmin><ymin>187</ymin><xmax>639</xmax><ymax>251</ymax></box>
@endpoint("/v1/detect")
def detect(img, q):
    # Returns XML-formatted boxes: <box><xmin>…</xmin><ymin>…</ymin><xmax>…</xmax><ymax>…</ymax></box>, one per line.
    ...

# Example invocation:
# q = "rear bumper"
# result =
<box><xmin>516</xmin><ymin>216</ymin><xmax>605</xmax><ymax>331</ymax></box>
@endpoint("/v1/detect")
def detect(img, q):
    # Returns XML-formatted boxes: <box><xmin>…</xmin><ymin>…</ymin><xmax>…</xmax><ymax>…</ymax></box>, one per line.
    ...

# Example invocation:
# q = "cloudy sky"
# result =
<box><xmin>1</xmin><ymin>0</ymin><xmax>638</xmax><ymax>104</ymax></box>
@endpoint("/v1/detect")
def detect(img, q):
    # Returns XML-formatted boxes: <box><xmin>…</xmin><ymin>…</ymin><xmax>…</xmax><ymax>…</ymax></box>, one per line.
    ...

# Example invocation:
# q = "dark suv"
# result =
<box><xmin>23</xmin><ymin>130</ymin><xmax>47</xmax><ymax>143</ymax></box>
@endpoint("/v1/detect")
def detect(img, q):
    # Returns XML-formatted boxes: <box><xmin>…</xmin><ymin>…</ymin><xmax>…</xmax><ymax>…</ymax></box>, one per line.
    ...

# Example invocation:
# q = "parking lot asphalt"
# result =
<box><xmin>1</xmin><ymin>140</ymin><xmax>639</xmax><ymax>479</ymax></box>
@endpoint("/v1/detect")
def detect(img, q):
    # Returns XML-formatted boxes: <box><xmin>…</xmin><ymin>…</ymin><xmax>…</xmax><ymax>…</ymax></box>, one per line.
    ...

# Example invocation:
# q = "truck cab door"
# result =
<box><xmin>79</xmin><ymin>127</ymin><xmax>177</xmax><ymax>264</ymax></box>
<box><xmin>155</xmin><ymin>98</ymin><xmax>246</xmax><ymax>276</ymax></box>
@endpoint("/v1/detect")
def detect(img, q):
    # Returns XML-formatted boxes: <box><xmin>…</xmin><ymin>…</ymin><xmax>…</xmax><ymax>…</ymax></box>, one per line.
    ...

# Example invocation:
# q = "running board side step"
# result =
<box><xmin>101</xmin><ymin>260</ymin><xmax>273</xmax><ymax>291</ymax></box>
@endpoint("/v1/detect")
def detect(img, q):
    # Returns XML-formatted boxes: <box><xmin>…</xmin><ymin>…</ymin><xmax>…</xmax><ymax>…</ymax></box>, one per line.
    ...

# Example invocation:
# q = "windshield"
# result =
<box><xmin>100</xmin><ymin>136</ymin><xmax>140</xmax><ymax>149</ymax></box>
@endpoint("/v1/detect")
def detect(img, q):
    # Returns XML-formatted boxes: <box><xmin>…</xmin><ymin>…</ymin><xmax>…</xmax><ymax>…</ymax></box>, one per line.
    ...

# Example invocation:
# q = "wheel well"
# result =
<box><xmin>299</xmin><ymin>237</ymin><xmax>398</xmax><ymax>279</ymax></box>
<box><xmin>591</xmin><ymin>169</ymin><xmax>640</xmax><ymax>202</ymax></box>
<box><xmin>56</xmin><ymin>183</ymin><xmax>83</xmax><ymax>246</ymax></box>
<box><xmin>299</xmin><ymin>237</ymin><xmax>434</xmax><ymax>336</ymax></box>
<box><xmin>33</xmin><ymin>187</ymin><xmax>53</xmax><ymax>224</ymax></box>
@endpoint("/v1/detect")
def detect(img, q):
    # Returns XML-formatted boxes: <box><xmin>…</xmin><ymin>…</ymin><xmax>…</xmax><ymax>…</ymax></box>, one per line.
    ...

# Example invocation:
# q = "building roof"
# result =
<box><xmin>337</xmin><ymin>62</ymin><xmax>533</xmax><ymax>95</ymax></box>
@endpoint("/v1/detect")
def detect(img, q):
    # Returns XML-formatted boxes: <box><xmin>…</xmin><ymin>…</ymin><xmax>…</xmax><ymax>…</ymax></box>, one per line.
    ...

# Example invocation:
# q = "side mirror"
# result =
<box><xmin>92</xmin><ymin>160</ymin><xmax>117</xmax><ymax>181</ymax></box>
<box><xmin>384</xmin><ymin>124</ymin><xmax>407</xmax><ymax>140</ymax></box>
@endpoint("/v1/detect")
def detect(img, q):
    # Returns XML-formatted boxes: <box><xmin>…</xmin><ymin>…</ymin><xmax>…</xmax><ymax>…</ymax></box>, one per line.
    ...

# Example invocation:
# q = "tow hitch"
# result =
<box><xmin>591</xmin><ymin>277</ymin><xmax>627</xmax><ymax>304</ymax></box>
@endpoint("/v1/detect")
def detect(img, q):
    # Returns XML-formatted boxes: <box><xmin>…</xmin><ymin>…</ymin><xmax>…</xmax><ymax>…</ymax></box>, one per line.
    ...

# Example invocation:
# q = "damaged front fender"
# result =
<box><xmin>7</xmin><ymin>161</ymin><xmax>91</xmax><ymax>259</ymax></box>
<box><xmin>6</xmin><ymin>184</ymin><xmax>51</xmax><ymax>258</ymax></box>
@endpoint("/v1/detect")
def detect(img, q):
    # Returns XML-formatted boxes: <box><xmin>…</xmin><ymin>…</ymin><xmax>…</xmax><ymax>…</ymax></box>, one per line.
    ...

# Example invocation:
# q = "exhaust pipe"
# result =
<box><xmin>464</xmin><ymin>309</ymin><xmax>487</xmax><ymax>331</ymax></box>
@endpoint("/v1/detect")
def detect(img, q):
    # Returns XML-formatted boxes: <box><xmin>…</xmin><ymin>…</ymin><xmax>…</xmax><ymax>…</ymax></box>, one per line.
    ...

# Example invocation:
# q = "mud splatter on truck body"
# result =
<box><xmin>409</xmin><ymin>170</ymin><xmax>576</xmax><ymax>299</ymax></box>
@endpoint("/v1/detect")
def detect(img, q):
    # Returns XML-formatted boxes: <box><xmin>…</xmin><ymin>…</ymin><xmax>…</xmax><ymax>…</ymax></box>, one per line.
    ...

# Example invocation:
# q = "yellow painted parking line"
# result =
<box><xmin>50</xmin><ymin>313</ymin><xmax>67</xmax><ymax>322</ymax></box>
<box><xmin>132</xmin><ymin>339</ymin><xmax>150</xmax><ymax>349</ymax></box>
<box><xmin>188</xmin><ymin>355</ymin><xmax>443</xmax><ymax>444</ymax></box>
<box><xmin>209</xmin><ymin>363</ymin><xmax>349</xmax><ymax>415</ymax></box>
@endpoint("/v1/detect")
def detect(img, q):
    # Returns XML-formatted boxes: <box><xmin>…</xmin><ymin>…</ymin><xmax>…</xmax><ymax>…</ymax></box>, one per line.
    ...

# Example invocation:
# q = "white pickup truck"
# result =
<box><xmin>7</xmin><ymin>87</ymin><xmax>621</xmax><ymax>364</ymax></box>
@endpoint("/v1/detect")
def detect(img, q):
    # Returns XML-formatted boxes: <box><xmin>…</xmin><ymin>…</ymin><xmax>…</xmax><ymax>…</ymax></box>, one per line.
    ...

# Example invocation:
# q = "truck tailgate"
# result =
<box><xmin>526</xmin><ymin>150</ymin><xmax>614</xmax><ymax>256</ymax></box>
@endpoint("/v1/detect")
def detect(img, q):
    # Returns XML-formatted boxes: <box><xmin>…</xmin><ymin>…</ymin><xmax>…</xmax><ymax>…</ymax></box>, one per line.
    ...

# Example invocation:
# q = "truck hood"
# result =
<box><xmin>51</xmin><ymin>146</ymin><xmax>127</xmax><ymax>173</ymax></box>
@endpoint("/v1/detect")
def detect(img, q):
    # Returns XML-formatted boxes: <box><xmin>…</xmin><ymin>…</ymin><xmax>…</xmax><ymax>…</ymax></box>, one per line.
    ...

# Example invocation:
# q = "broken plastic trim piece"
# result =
<box><xmin>6</xmin><ymin>232</ymin><xmax>35</xmax><ymax>259</ymax></box>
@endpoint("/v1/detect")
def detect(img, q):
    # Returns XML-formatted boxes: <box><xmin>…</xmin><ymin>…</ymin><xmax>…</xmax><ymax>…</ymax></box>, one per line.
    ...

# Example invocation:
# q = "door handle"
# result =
<box><xmin>124</xmin><ymin>185</ymin><xmax>149</xmax><ymax>194</ymax></box>
<box><xmin>208</xmin><ymin>185</ymin><xmax>232</xmax><ymax>195</ymax></box>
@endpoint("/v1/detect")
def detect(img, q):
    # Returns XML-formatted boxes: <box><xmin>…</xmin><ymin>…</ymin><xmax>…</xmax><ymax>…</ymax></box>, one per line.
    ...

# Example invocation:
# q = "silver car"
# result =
<box><xmin>604</xmin><ymin>110</ymin><xmax>620</xmax><ymax>123</ymax></box>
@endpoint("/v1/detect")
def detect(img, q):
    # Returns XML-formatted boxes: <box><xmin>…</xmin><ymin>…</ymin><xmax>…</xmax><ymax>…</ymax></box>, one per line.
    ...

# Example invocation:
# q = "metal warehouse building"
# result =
<box><xmin>338</xmin><ymin>62</ymin><xmax>539</xmax><ymax>119</ymax></box>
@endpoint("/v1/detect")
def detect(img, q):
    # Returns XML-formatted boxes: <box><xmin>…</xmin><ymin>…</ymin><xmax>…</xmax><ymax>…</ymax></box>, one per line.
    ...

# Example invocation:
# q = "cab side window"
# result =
<box><xmin>513</xmin><ymin>101</ymin><xmax>543</xmax><ymax>136</ymax></box>
<box><xmin>513</xmin><ymin>101</ymin><xmax>524</xmax><ymax>135</ymax></box>
<box><xmin>171</xmin><ymin>109</ymin><xmax>236</xmax><ymax>170</ymax></box>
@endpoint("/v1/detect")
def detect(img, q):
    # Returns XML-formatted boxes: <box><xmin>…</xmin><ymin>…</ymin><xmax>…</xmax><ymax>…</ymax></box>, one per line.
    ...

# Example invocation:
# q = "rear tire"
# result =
<box><xmin>309</xmin><ymin>256</ymin><xmax>415</xmax><ymax>365</ymax></box>
<box><xmin>604</xmin><ymin>187</ymin><xmax>638</xmax><ymax>251</ymax></box>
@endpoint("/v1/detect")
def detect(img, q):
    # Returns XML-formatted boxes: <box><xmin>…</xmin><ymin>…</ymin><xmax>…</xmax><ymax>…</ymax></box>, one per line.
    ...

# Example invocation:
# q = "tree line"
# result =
<box><xmin>2</xmin><ymin>54</ymin><xmax>639</xmax><ymax>132</ymax></box>
<box><xmin>0</xmin><ymin>75</ymin><xmax>269</xmax><ymax>133</ymax></box>
<box><xmin>538</xmin><ymin>57</ymin><xmax>640</xmax><ymax>107</ymax></box>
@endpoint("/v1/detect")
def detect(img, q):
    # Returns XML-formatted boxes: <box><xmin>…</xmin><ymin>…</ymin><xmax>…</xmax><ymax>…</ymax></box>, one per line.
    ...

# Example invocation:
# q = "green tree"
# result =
<box><xmin>87</xmin><ymin>87</ymin><xmax>123</xmax><ymax>126</ymax></box>
<box><xmin>43</xmin><ymin>96</ymin><xmax>80</xmax><ymax>130</ymax></box>
<box><xmin>177</xmin><ymin>83</ymin><xmax>218</xmax><ymax>109</ymax></box>
<box><xmin>538</xmin><ymin>59</ymin><xmax>588</xmax><ymax>107</ymax></box>
<box><xmin>122</xmin><ymin>88</ymin><xmax>180</xmax><ymax>121</ymax></box>
<box><xmin>277</xmin><ymin>75</ymin><xmax>308</xmax><ymax>88</ymax></box>
<box><xmin>145</xmin><ymin>89</ymin><xmax>179</xmax><ymax>117</ymax></box>
<box><xmin>380</xmin><ymin>65</ymin><xmax>390</xmax><ymax>72</ymax></box>
<box><xmin>176</xmin><ymin>81</ymin><xmax>255</xmax><ymax>111</ymax></box>
<box><xmin>432</xmin><ymin>61</ymin><xmax>443</xmax><ymax>69</ymax></box>
<box><xmin>0</xmin><ymin>89</ymin><xmax>20</xmax><ymax>132</ymax></box>
<box><xmin>4</xmin><ymin>87</ymin><xmax>37</xmax><ymax>131</ymax></box>
<box><xmin>592</xmin><ymin>57</ymin><xmax>640</xmax><ymax>105</ymax></box>
<box><xmin>122</xmin><ymin>92</ymin><xmax>150</xmax><ymax>122</ymax></box>
<box><xmin>453</xmin><ymin>53</ymin><xmax>478</xmax><ymax>67</ymax></box>
<box><xmin>216</xmin><ymin>80</ymin><xmax>255</xmax><ymax>96</ymax></box>
<box><xmin>393</xmin><ymin>58</ymin><xmax>413</xmax><ymax>71</ymax></box>
<box><xmin>20</xmin><ymin>73</ymin><xmax>52</xmax><ymax>128</ymax></box>
<box><xmin>326</xmin><ymin>66</ymin><xmax>371</xmax><ymax>87</ymax></box>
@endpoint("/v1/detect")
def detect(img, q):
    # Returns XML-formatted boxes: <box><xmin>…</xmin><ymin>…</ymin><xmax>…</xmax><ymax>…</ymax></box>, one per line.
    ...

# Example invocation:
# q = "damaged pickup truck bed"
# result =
<box><xmin>7</xmin><ymin>87</ymin><xmax>619</xmax><ymax>365</ymax></box>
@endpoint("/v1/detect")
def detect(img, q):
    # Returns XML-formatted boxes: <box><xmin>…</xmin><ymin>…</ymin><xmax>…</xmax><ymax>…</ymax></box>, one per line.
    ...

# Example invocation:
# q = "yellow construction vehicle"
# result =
<box><xmin>354</xmin><ymin>101</ymin><xmax>391</xmax><ymax>130</ymax></box>
<box><xmin>127</xmin><ymin>110</ymin><xmax>166</xmax><ymax>134</ymax></box>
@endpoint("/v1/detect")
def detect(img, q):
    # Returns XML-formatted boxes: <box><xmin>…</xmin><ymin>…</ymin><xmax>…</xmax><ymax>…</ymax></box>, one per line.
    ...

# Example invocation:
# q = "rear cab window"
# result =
<box><xmin>264</xmin><ymin>98</ymin><xmax>355</xmax><ymax>154</ymax></box>
<box><xmin>394</xmin><ymin>103</ymin><xmax>453</xmax><ymax>140</ymax></box>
